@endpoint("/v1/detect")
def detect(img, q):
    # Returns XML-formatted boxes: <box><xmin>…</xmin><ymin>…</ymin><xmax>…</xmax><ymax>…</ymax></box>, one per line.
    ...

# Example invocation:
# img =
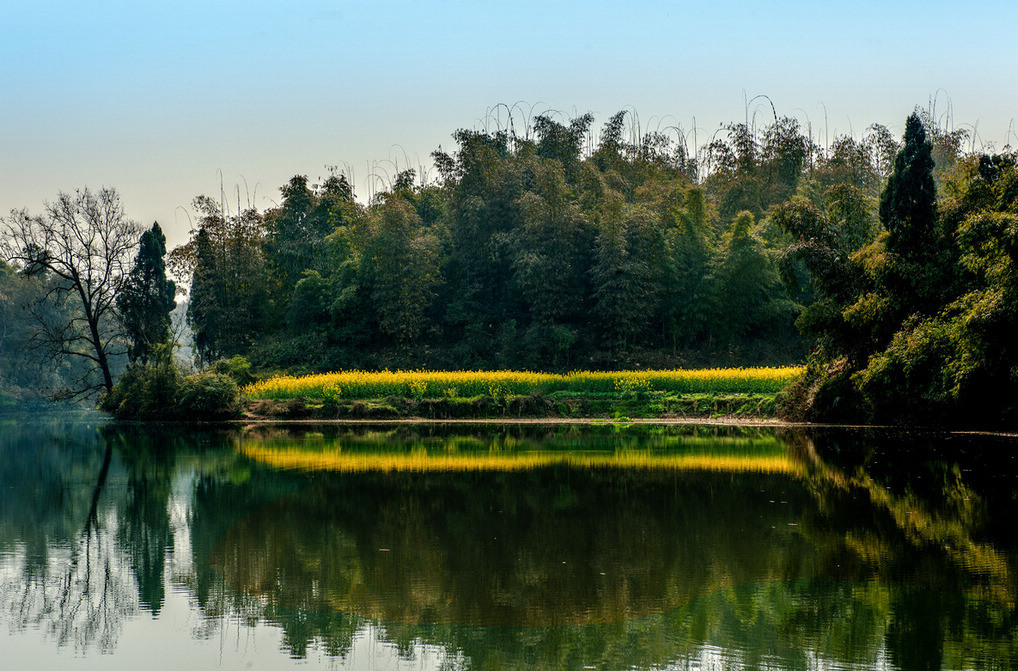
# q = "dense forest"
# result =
<box><xmin>2</xmin><ymin>104</ymin><xmax>1016</xmax><ymax>423</ymax></box>
<box><xmin>172</xmin><ymin>111</ymin><xmax>812</xmax><ymax>374</ymax></box>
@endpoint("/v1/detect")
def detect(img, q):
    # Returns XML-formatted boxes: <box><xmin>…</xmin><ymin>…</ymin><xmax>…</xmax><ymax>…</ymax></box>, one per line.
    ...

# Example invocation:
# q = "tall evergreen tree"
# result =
<box><xmin>878</xmin><ymin>112</ymin><xmax>939</xmax><ymax>313</ymax></box>
<box><xmin>118</xmin><ymin>223</ymin><xmax>176</xmax><ymax>364</ymax></box>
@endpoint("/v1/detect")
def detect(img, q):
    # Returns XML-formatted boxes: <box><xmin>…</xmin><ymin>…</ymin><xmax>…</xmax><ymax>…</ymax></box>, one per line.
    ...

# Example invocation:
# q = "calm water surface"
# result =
<box><xmin>2</xmin><ymin>415</ymin><xmax>1017</xmax><ymax>670</ymax></box>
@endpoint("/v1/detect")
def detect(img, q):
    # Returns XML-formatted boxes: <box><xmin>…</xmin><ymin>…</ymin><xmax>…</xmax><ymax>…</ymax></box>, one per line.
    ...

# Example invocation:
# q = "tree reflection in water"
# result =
<box><xmin>0</xmin><ymin>419</ymin><xmax>133</xmax><ymax>652</ymax></box>
<box><xmin>0</xmin><ymin>418</ymin><xmax>1017</xmax><ymax>669</ymax></box>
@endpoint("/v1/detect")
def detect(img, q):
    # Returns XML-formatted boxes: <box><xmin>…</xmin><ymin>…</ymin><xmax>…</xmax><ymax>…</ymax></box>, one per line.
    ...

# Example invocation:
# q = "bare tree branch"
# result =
<box><xmin>1</xmin><ymin>187</ymin><xmax>140</xmax><ymax>397</ymax></box>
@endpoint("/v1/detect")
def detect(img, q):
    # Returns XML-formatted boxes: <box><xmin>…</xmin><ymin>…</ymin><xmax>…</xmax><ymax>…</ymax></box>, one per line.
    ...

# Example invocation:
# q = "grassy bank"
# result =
<box><xmin>242</xmin><ymin>368</ymin><xmax>801</xmax><ymax>420</ymax></box>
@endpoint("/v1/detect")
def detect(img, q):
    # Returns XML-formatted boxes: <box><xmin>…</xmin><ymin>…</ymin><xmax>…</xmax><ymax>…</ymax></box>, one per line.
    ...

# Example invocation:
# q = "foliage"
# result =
<box><xmin>185</xmin><ymin>227</ymin><xmax>221</xmax><ymax>364</ymax></box>
<box><xmin>211</xmin><ymin>355</ymin><xmax>256</xmax><ymax>386</ymax></box>
<box><xmin>99</xmin><ymin>346</ymin><xmax>182</xmax><ymax>419</ymax></box>
<box><xmin>709</xmin><ymin>211</ymin><xmax>795</xmax><ymax>348</ymax></box>
<box><xmin>175</xmin><ymin>371</ymin><xmax>241</xmax><ymax>420</ymax></box>
<box><xmin>781</xmin><ymin>109</ymin><xmax>1018</xmax><ymax>425</ymax></box>
<box><xmin>590</xmin><ymin>197</ymin><xmax>660</xmax><ymax>358</ymax></box>
<box><xmin>117</xmin><ymin>222</ymin><xmax>176</xmax><ymax>364</ymax></box>
<box><xmin>263</xmin><ymin>172</ymin><xmax>357</xmax><ymax>296</ymax></box>
<box><xmin>165</xmin><ymin>111</ymin><xmax>851</xmax><ymax>374</ymax></box>
<box><xmin>101</xmin><ymin>348</ymin><xmax>241</xmax><ymax>420</ymax></box>
<box><xmin>878</xmin><ymin>113</ymin><xmax>943</xmax><ymax>314</ymax></box>
<box><xmin>0</xmin><ymin>261</ymin><xmax>89</xmax><ymax>401</ymax></box>
<box><xmin>181</xmin><ymin>196</ymin><xmax>270</xmax><ymax>365</ymax></box>
<box><xmin>9</xmin><ymin>106</ymin><xmax>1012</xmax><ymax>423</ymax></box>
<box><xmin>361</xmin><ymin>197</ymin><xmax>442</xmax><ymax>344</ymax></box>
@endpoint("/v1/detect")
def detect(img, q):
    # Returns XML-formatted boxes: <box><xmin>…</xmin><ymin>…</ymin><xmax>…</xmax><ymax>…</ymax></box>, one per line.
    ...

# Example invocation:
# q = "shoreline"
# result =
<box><xmin>230</xmin><ymin>415</ymin><xmax>1018</xmax><ymax>438</ymax></box>
<box><xmin>236</xmin><ymin>415</ymin><xmax>800</xmax><ymax>427</ymax></box>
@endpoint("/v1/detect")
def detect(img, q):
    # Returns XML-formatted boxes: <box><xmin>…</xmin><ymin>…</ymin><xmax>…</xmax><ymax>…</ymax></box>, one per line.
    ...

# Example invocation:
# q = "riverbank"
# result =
<box><xmin>240</xmin><ymin>368</ymin><xmax>800</xmax><ymax>422</ymax></box>
<box><xmin>243</xmin><ymin>390</ymin><xmax>784</xmax><ymax>422</ymax></box>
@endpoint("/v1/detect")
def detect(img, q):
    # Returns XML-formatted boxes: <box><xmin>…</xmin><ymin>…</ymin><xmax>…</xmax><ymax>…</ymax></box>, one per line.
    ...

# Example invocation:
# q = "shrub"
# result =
<box><xmin>175</xmin><ymin>371</ymin><xmax>241</xmax><ymax>420</ymax></box>
<box><xmin>103</xmin><ymin>359</ymin><xmax>241</xmax><ymax>421</ymax></box>
<box><xmin>100</xmin><ymin>360</ymin><xmax>181</xmax><ymax>419</ymax></box>
<box><xmin>855</xmin><ymin>317</ymin><xmax>956</xmax><ymax>422</ymax></box>
<box><xmin>212</xmin><ymin>355</ymin><xmax>256</xmax><ymax>386</ymax></box>
<box><xmin>776</xmin><ymin>356</ymin><xmax>865</xmax><ymax>422</ymax></box>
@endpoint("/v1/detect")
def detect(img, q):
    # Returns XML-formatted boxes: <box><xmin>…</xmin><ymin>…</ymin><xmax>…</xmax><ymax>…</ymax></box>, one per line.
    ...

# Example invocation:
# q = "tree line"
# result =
<box><xmin>2</xmin><ymin>105</ymin><xmax>1016</xmax><ymax>423</ymax></box>
<box><xmin>170</xmin><ymin>110</ymin><xmax>883</xmax><ymax>373</ymax></box>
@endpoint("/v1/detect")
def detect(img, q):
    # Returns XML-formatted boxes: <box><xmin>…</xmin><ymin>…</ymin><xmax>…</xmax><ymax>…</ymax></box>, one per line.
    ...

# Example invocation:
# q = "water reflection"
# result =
<box><xmin>236</xmin><ymin>423</ymin><xmax>802</xmax><ymax>474</ymax></box>
<box><xmin>212</xmin><ymin>466</ymin><xmax>813</xmax><ymax>625</ymax></box>
<box><xmin>0</xmin><ymin>418</ymin><xmax>1017</xmax><ymax>669</ymax></box>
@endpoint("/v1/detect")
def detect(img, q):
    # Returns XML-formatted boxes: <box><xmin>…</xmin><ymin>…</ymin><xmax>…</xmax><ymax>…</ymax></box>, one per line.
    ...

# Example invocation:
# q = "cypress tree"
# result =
<box><xmin>118</xmin><ymin>222</ymin><xmax>176</xmax><ymax>364</ymax></box>
<box><xmin>878</xmin><ymin>113</ymin><xmax>941</xmax><ymax>314</ymax></box>
<box><xmin>879</xmin><ymin>113</ymin><xmax>936</xmax><ymax>260</ymax></box>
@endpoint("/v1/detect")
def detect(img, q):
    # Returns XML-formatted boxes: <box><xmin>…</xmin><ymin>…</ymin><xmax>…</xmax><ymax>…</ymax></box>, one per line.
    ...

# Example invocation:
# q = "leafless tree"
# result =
<box><xmin>0</xmin><ymin>187</ymin><xmax>140</xmax><ymax>397</ymax></box>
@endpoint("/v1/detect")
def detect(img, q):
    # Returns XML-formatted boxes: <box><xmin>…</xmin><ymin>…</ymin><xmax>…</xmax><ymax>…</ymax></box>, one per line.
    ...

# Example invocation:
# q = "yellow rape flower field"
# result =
<box><xmin>243</xmin><ymin>367</ymin><xmax>803</xmax><ymax>401</ymax></box>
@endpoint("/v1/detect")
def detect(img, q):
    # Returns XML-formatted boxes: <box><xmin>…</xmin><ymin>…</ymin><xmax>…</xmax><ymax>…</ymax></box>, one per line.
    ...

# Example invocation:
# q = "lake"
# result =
<box><xmin>2</xmin><ymin>415</ymin><xmax>1017</xmax><ymax>670</ymax></box>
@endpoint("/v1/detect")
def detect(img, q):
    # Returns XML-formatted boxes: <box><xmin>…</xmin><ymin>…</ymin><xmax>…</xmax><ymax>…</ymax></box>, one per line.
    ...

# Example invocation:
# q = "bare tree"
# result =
<box><xmin>0</xmin><ymin>187</ymin><xmax>140</xmax><ymax>397</ymax></box>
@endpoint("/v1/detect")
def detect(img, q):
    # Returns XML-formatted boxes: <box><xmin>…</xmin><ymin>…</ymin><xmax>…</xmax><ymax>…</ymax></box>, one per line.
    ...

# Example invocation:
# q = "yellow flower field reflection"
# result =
<box><xmin>236</xmin><ymin>427</ymin><xmax>802</xmax><ymax>475</ymax></box>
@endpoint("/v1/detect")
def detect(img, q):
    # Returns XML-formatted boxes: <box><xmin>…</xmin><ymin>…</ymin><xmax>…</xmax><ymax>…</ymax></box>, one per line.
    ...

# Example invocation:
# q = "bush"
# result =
<box><xmin>100</xmin><ymin>360</ymin><xmax>182</xmax><ymax>419</ymax></box>
<box><xmin>175</xmin><ymin>371</ymin><xmax>241</xmax><ymax>420</ymax></box>
<box><xmin>102</xmin><ymin>361</ymin><xmax>241</xmax><ymax>421</ymax></box>
<box><xmin>855</xmin><ymin>317</ymin><xmax>957</xmax><ymax>423</ymax></box>
<box><xmin>211</xmin><ymin>355</ymin><xmax>256</xmax><ymax>386</ymax></box>
<box><xmin>776</xmin><ymin>356</ymin><xmax>865</xmax><ymax>422</ymax></box>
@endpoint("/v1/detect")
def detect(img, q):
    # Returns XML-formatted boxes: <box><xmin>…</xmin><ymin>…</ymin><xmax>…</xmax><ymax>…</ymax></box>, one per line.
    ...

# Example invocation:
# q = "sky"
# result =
<box><xmin>2</xmin><ymin>0</ymin><xmax>1016</xmax><ymax>250</ymax></box>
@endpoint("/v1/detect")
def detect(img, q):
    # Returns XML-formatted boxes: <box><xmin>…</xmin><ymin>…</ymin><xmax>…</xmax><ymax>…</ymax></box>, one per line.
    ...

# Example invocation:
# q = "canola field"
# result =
<box><xmin>243</xmin><ymin>367</ymin><xmax>803</xmax><ymax>401</ymax></box>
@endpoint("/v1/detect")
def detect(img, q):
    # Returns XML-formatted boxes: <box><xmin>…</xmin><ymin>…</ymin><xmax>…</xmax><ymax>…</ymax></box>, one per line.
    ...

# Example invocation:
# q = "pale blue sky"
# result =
<box><xmin>2</xmin><ymin>0</ymin><xmax>1016</xmax><ymax>248</ymax></box>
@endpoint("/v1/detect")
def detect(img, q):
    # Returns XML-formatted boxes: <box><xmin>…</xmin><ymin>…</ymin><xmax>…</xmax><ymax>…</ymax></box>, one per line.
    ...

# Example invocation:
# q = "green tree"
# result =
<box><xmin>709</xmin><ymin>211</ymin><xmax>793</xmax><ymax>349</ymax></box>
<box><xmin>117</xmin><ymin>223</ymin><xmax>176</xmax><ymax>364</ymax></box>
<box><xmin>705</xmin><ymin>123</ymin><xmax>763</xmax><ymax>222</ymax></box>
<box><xmin>510</xmin><ymin>161</ymin><xmax>592</xmax><ymax>329</ymax></box>
<box><xmin>175</xmin><ymin>196</ymin><xmax>270</xmax><ymax>366</ymax></box>
<box><xmin>264</xmin><ymin>173</ymin><xmax>356</xmax><ymax>297</ymax></box>
<box><xmin>663</xmin><ymin>187</ymin><xmax>714</xmax><ymax>349</ymax></box>
<box><xmin>185</xmin><ymin>228</ymin><xmax>222</xmax><ymax>365</ymax></box>
<box><xmin>590</xmin><ymin>194</ymin><xmax>659</xmax><ymax>360</ymax></box>
<box><xmin>863</xmin><ymin>124</ymin><xmax>901</xmax><ymax>181</ymax></box>
<box><xmin>760</xmin><ymin>116</ymin><xmax>811</xmax><ymax>204</ymax></box>
<box><xmin>0</xmin><ymin>261</ymin><xmax>81</xmax><ymax>401</ymax></box>
<box><xmin>878</xmin><ymin>112</ymin><xmax>941</xmax><ymax>313</ymax></box>
<box><xmin>362</xmin><ymin>197</ymin><xmax>442</xmax><ymax>346</ymax></box>
<box><xmin>534</xmin><ymin>113</ymin><xmax>593</xmax><ymax>182</ymax></box>
<box><xmin>264</xmin><ymin>175</ymin><xmax>316</xmax><ymax>292</ymax></box>
<box><xmin>433</xmin><ymin>129</ymin><xmax>525</xmax><ymax>362</ymax></box>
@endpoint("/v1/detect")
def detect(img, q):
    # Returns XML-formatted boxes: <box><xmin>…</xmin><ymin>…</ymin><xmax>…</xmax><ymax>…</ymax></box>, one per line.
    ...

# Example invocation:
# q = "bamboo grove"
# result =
<box><xmin>173</xmin><ymin>110</ymin><xmax>902</xmax><ymax>374</ymax></box>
